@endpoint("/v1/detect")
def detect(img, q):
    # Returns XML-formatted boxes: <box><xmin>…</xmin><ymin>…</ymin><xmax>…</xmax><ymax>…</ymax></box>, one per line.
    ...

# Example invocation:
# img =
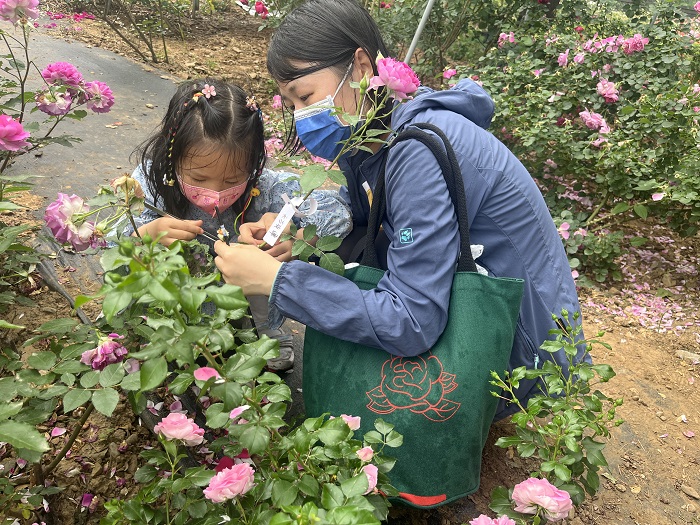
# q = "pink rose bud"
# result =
<box><xmin>340</xmin><ymin>414</ymin><xmax>361</xmax><ymax>431</ymax></box>
<box><xmin>153</xmin><ymin>413</ymin><xmax>205</xmax><ymax>446</ymax></box>
<box><xmin>361</xmin><ymin>464</ymin><xmax>378</xmax><ymax>494</ymax></box>
<box><xmin>356</xmin><ymin>446</ymin><xmax>374</xmax><ymax>462</ymax></box>
<box><xmin>368</xmin><ymin>55</ymin><xmax>420</xmax><ymax>101</ymax></box>
<box><xmin>203</xmin><ymin>463</ymin><xmax>256</xmax><ymax>502</ymax></box>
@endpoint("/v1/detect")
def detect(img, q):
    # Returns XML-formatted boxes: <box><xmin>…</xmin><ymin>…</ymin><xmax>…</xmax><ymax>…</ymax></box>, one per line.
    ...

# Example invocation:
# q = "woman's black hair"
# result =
<box><xmin>132</xmin><ymin>78</ymin><xmax>266</xmax><ymax>216</ymax></box>
<box><xmin>266</xmin><ymin>0</ymin><xmax>392</xmax><ymax>150</ymax></box>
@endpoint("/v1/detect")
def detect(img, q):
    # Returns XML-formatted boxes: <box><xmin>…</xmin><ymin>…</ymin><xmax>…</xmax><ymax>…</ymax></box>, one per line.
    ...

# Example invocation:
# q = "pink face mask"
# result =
<box><xmin>177</xmin><ymin>177</ymin><xmax>248</xmax><ymax>217</ymax></box>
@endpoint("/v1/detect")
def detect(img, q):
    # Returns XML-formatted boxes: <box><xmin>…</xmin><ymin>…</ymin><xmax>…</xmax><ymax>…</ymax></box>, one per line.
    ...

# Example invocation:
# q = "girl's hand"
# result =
<box><xmin>214</xmin><ymin>241</ymin><xmax>282</xmax><ymax>296</ymax></box>
<box><xmin>137</xmin><ymin>217</ymin><xmax>204</xmax><ymax>246</ymax></box>
<box><xmin>238</xmin><ymin>212</ymin><xmax>290</xmax><ymax>246</ymax></box>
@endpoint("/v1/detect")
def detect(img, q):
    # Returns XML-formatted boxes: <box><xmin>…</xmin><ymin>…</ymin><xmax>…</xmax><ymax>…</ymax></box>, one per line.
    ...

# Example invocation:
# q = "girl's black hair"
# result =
<box><xmin>132</xmin><ymin>78</ymin><xmax>266</xmax><ymax>216</ymax></box>
<box><xmin>266</xmin><ymin>0</ymin><xmax>392</xmax><ymax>150</ymax></box>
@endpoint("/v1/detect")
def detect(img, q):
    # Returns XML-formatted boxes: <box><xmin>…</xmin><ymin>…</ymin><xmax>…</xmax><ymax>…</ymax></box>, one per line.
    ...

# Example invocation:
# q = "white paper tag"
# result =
<box><xmin>282</xmin><ymin>194</ymin><xmax>318</xmax><ymax>218</ymax></box>
<box><xmin>263</xmin><ymin>202</ymin><xmax>296</xmax><ymax>246</ymax></box>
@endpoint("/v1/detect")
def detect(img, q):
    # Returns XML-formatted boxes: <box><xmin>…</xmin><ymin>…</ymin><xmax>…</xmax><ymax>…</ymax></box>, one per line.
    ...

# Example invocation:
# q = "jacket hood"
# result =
<box><xmin>391</xmin><ymin>78</ymin><xmax>495</xmax><ymax>131</ymax></box>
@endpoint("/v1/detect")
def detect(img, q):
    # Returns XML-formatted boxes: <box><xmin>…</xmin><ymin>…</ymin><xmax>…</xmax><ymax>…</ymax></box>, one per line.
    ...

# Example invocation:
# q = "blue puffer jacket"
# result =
<box><xmin>270</xmin><ymin>79</ymin><xmax>588</xmax><ymax>419</ymax></box>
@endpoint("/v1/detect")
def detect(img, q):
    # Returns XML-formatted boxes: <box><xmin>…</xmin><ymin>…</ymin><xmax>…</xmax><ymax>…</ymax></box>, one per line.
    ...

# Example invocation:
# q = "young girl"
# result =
<box><xmin>124</xmin><ymin>78</ymin><xmax>353</xmax><ymax>371</ymax></box>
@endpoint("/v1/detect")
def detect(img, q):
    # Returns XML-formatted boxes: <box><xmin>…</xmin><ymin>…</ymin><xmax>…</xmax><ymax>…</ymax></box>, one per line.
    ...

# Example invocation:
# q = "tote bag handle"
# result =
<box><xmin>361</xmin><ymin>123</ymin><xmax>478</xmax><ymax>273</ymax></box>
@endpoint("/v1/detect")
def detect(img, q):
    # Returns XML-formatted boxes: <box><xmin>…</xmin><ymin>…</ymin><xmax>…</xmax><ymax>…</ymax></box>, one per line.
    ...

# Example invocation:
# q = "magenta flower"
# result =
<box><xmin>558</xmin><ymin>222</ymin><xmax>570</xmax><ymax>240</ymax></box>
<box><xmin>597</xmin><ymin>78</ymin><xmax>619</xmax><ymax>103</ymax></box>
<box><xmin>497</xmin><ymin>32</ymin><xmax>516</xmax><ymax>48</ymax></box>
<box><xmin>579</xmin><ymin>110</ymin><xmax>606</xmax><ymax>130</ymax></box>
<box><xmin>622</xmin><ymin>33</ymin><xmax>649</xmax><ymax>54</ymax></box>
<box><xmin>41</xmin><ymin>62</ymin><xmax>84</xmax><ymax>89</ymax></box>
<box><xmin>0</xmin><ymin>0</ymin><xmax>39</xmax><ymax>23</ymax></box>
<box><xmin>511</xmin><ymin>478</ymin><xmax>573</xmax><ymax>521</ymax></box>
<box><xmin>154</xmin><ymin>413</ymin><xmax>205</xmax><ymax>446</ymax></box>
<box><xmin>203</xmin><ymin>463</ymin><xmax>255</xmax><ymax>502</ymax></box>
<box><xmin>573</xmin><ymin>53</ymin><xmax>585</xmax><ymax>64</ymax></box>
<box><xmin>254</xmin><ymin>0</ymin><xmax>268</xmax><ymax>18</ymax></box>
<box><xmin>694</xmin><ymin>1</ymin><xmax>700</xmax><ymax>12</ymax></box>
<box><xmin>380</xmin><ymin>1</ymin><xmax>391</xmax><ymax>7</ymax></box>
<box><xmin>362</xmin><ymin>464</ymin><xmax>378</xmax><ymax>494</ymax></box>
<box><xmin>84</xmin><ymin>81</ymin><xmax>115</xmax><ymax>113</ymax></box>
<box><xmin>271</xmin><ymin>94</ymin><xmax>282</xmax><ymax>109</ymax></box>
<box><xmin>532</xmin><ymin>68</ymin><xmax>545</xmax><ymax>78</ymax></box>
<box><xmin>557</xmin><ymin>49</ymin><xmax>569</xmax><ymax>67</ymax></box>
<box><xmin>35</xmin><ymin>89</ymin><xmax>73</xmax><ymax>116</ymax></box>
<box><xmin>44</xmin><ymin>193</ymin><xmax>101</xmax><ymax>251</ymax></box>
<box><xmin>443</xmin><ymin>68</ymin><xmax>457</xmax><ymax>79</ymax></box>
<box><xmin>0</xmin><ymin>114</ymin><xmax>30</xmax><ymax>151</ymax></box>
<box><xmin>470</xmin><ymin>516</ymin><xmax>516</xmax><ymax>525</ymax></box>
<box><xmin>80</xmin><ymin>333</ymin><xmax>128</xmax><ymax>370</ymax></box>
<box><xmin>368</xmin><ymin>55</ymin><xmax>420</xmax><ymax>101</ymax></box>
<box><xmin>591</xmin><ymin>135</ymin><xmax>608</xmax><ymax>148</ymax></box>
<box><xmin>193</xmin><ymin>366</ymin><xmax>221</xmax><ymax>381</ymax></box>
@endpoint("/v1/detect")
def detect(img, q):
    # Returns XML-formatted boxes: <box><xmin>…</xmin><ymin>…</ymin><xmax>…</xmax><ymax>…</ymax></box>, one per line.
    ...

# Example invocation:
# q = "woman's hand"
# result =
<box><xmin>238</xmin><ymin>212</ymin><xmax>295</xmax><ymax>262</ymax></box>
<box><xmin>214</xmin><ymin>241</ymin><xmax>282</xmax><ymax>296</ymax></box>
<box><xmin>137</xmin><ymin>217</ymin><xmax>204</xmax><ymax>246</ymax></box>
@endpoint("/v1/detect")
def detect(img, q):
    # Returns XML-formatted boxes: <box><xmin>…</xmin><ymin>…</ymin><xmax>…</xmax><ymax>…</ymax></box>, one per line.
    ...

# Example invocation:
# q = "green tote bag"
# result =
<box><xmin>303</xmin><ymin>124</ymin><xmax>525</xmax><ymax>508</ymax></box>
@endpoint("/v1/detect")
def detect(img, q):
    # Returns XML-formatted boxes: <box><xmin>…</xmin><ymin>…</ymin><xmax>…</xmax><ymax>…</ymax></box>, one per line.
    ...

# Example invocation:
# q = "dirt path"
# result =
<box><xmin>3</xmin><ymin>6</ymin><xmax>700</xmax><ymax>525</ymax></box>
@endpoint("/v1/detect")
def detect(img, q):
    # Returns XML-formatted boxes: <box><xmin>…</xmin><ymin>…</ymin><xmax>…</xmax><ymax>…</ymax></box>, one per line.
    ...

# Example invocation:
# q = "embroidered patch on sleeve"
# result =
<box><xmin>399</xmin><ymin>228</ymin><xmax>413</xmax><ymax>244</ymax></box>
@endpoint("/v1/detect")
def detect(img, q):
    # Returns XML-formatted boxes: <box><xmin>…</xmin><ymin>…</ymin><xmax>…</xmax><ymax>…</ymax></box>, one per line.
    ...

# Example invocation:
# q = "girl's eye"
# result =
<box><xmin>299</xmin><ymin>94</ymin><xmax>310</xmax><ymax>102</ymax></box>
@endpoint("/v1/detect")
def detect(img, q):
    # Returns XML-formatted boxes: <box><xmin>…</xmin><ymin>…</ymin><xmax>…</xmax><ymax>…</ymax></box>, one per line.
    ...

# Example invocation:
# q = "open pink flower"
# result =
<box><xmin>533</xmin><ymin>68</ymin><xmax>545</xmax><ymax>78</ymax></box>
<box><xmin>443</xmin><ymin>68</ymin><xmax>457</xmax><ymax>79</ymax></box>
<box><xmin>511</xmin><ymin>478</ymin><xmax>573</xmax><ymax>521</ymax></box>
<box><xmin>254</xmin><ymin>0</ymin><xmax>268</xmax><ymax>18</ymax></box>
<box><xmin>597</xmin><ymin>78</ymin><xmax>619</xmax><ymax>103</ymax></box>
<box><xmin>35</xmin><ymin>89</ymin><xmax>73</xmax><ymax>116</ymax></box>
<box><xmin>271</xmin><ymin>94</ymin><xmax>282</xmax><ymax>109</ymax></box>
<box><xmin>84</xmin><ymin>81</ymin><xmax>115</xmax><ymax>113</ymax></box>
<box><xmin>558</xmin><ymin>222</ymin><xmax>570</xmax><ymax>240</ymax></box>
<box><xmin>0</xmin><ymin>114</ymin><xmax>30</xmax><ymax>152</ymax></box>
<box><xmin>0</xmin><ymin>0</ymin><xmax>39</xmax><ymax>24</ymax></box>
<box><xmin>579</xmin><ymin>110</ymin><xmax>606</xmax><ymax>130</ymax></box>
<box><xmin>153</xmin><ymin>413</ymin><xmax>205</xmax><ymax>446</ymax></box>
<box><xmin>201</xmin><ymin>83</ymin><xmax>216</xmax><ymax>98</ymax></box>
<box><xmin>470</xmin><ymin>516</ymin><xmax>515</xmax><ymax>525</ymax></box>
<box><xmin>41</xmin><ymin>62</ymin><xmax>84</xmax><ymax>88</ymax></box>
<box><xmin>368</xmin><ymin>55</ymin><xmax>420</xmax><ymax>101</ymax></box>
<box><xmin>694</xmin><ymin>1</ymin><xmax>699</xmax><ymax>13</ymax></box>
<box><xmin>497</xmin><ymin>32</ymin><xmax>516</xmax><ymax>48</ymax></box>
<box><xmin>558</xmin><ymin>49</ymin><xmax>569</xmax><ymax>67</ymax></box>
<box><xmin>193</xmin><ymin>367</ymin><xmax>221</xmax><ymax>381</ymax></box>
<box><xmin>203</xmin><ymin>463</ymin><xmax>255</xmax><ymax>502</ymax></box>
<box><xmin>44</xmin><ymin>193</ymin><xmax>101</xmax><ymax>251</ymax></box>
<box><xmin>573</xmin><ymin>53</ymin><xmax>585</xmax><ymax>64</ymax></box>
<box><xmin>622</xmin><ymin>34</ymin><xmax>649</xmax><ymax>54</ymax></box>
<box><xmin>80</xmin><ymin>333</ymin><xmax>128</xmax><ymax>370</ymax></box>
<box><xmin>362</xmin><ymin>464</ymin><xmax>378</xmax><ymax>494</ymax></box>
<box><xmin>340</xmin><ymin>414</ymin><xmax>361</xmax><ymax>430</ymax></box>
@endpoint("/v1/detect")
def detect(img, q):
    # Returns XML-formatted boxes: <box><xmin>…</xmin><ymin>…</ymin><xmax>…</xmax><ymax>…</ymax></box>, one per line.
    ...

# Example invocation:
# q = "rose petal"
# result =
<box><xmin>193</xmin><ymin>367</ymin><xmax>221</xmax><ymax>381</ymax></box>
<box><xmin>51</xmin><ymin>427</ymin><xmax>67</xmax><ymax>437</ymax></box>
<box><xmin>683</xmin><ymin>431</ymin><xmax>695</xmax><ymax>438</ymax></box>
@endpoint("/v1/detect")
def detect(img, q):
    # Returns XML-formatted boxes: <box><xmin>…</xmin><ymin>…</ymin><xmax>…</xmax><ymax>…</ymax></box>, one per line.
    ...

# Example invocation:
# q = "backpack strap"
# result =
<box><xmin>361</xmin><ymin>124</ymin><xmax>478</xmax><ymax>273</ymax></box>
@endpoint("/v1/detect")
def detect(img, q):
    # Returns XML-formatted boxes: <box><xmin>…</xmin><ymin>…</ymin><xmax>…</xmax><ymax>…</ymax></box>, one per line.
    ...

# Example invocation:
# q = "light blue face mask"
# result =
<box><xmin>293</xmin><ymin>62</ymin><xmax>357</xmax><ymax>161</ymax></box>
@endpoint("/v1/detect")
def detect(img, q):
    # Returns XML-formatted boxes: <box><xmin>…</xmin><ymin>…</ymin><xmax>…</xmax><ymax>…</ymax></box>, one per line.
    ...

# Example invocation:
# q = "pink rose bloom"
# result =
<box><xmin>497</xmin><ymin>31</ymin><xmax>516</xmax><ymax>48</ymax></box>
<box><xmin>153</xmin><ymin>413</ymin><xmax>205</xmax><ymax>446</ymax></box>
<box><xmin>41</xmin><ymin>62</ymin><xmax>84</xmax><ymax>88</ymax></box>
<box><xmin>572</xmin><ymin>269</ymin><xmax>579</xmax><ymax>279</ymax></box>
<box><xmin>362</xmin><ymin>464</ymin><xmax>378</xmax><ymax>494</ymax></box>
<box><xmin>494</xmin><ymin>518</ymin><xmax>516</xmax><ymax>525</ymax></box>
<box><xmin>578</xmin><ymin>110</ymin><xmax>605</xmax><ymax>130</ymax></box>
<box><xmin>254</xmin><ymin>0</ymin><xmax>268</xmax><ymax>18</ymax></box>
<box><xmin>229</xmin><ymin>404</ymin><xmax>250</xmax><ymax>420</ymax></box>
<box><xmin>44</xmin><ymin>193</ymin><xmax>101</xmax><ymax>251</ymax></box>
<box><xmin>443</xmin><ymin>68</ymin><xmax>457</xmax><ymax>79</ymax></box>
<box><xmin>356</xmin><ymin>446</ymin><xmax>374</xmax><ymax>462</ymax></box>
<box><xmin>693</xmin><ymin>84</ymin><xmax>700</xmax><ymax>95</ymax></box>
<box><xmin>652</xmin><ymin>192</ymin><xmax>665</xmax><ymax>201</ymax></box>
<box><xmin>573</xmin><ymin>53</ymin><xmax>585</xmax><ymax>64</ymax></box>
<box><xmin>0</xmin><ymin>0</ymin><xmax>39</xmax><ymax>23</ymax></box>
<box><xmin>80</xmin><ymin>333</ymin><xmax>128</xmax><ymax>370</ymax></box>
<box><xmin>0</xmin><ymin>114</ymin><xmax>30</xmax><ymax>152</ymax></box>
<box><xmin>533</xmin><ymin>68</ymin><xmax>545</xmax><ymax>78</ymax></box>
<box><xmin>470</xmin><ymin>516</ymin><xmax>495</xmax><ymax>525</ymax></box>
<box><xmin>597</xmin><ymin>78</ymin><xmax>619</xmax><ymax>103</ymax></box>
<box><xmin>558</xmin><ymin>222</ymin><xmax>570</xmax><ymax>240</ymax></box>
<box><xmin>622</xmin><ymin>33</ymin><xmax>649</xmax><ymax>54</ymax></box>
<box><xmin>511</xmin><ymin>478</ymin><xmax>573</xmax><ymax>521</ymax></box>
<box><xmin>203</xmin><ymin>463</ymin><xmax>255</xmax><ymax>502</ymax></box>
<box><xmin>694</xmin><ymin>106</ymin><xmax>700</xmax><ymax>112</ymax></box>
<box><xmin>591</xmin><ymin>135</ymin><xmax>608</xmax><ymax>148</ymax></box>
<box><xmin>368</xmin><ymin>56</ymin><xmax>420</xmax><ymax>101</ymax></box>
<box><xmin>340</xmin><ymin>414</ymin><xmax>361</xmax><ymax>430</ymax></box>
<box><xmin>558</xmin><ymin>49</ymin><xmax>569</xmax><ymax>67</ymax></box>
<box><xmin>35</xmin><ymin>89</ymin><xmax>73</xmax><ymax>116</ymax></box>
<box><xmin>694</xmin><ymin>1</ymin><xmax>700</xmax><ymax>12</ymax></box>
<box><xmin>193</xmin><ymin>367</ymin><xmax>221</xmax><ymax>381</ymax></box>
<box><xmin>84</xmin><ymin>81</ymin><xmax>115</xmax><ymax>114</ymax></box>
<box><xmin>574</xmin><ymin>25</ymin><xmax>584</xmax><ymax>32</ymax></box>
<box><xmin>380</xmin><ymin>1</ymin><xmax>391</xmax><ymax>7</ymax></box>
<box><xmin>271</xmin><ymin>94</ymin><xmax>282</xmax><ymax>109</ymax></box>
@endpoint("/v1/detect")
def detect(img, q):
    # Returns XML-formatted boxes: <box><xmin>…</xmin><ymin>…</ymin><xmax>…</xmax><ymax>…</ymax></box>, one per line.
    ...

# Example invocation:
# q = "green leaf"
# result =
<box><xmin>319</xmin><ymin>253</ymin><xmax>345</xmax><ymax>275</ymax></box>
<box><xmin>298</xmin><ymin>474</ymin><xmax>320</xmax><ymax>497</ymax></box>
<box><xmin>272</xmin><ymin>479</ymin><xmax>298</xmax><ymax>507</ymax></box>
<box><xmin>100</xmin><ymin>363</ymin><xmax>126</xmax><ymax>387</ymax></box>
<box><xmin>0</xmin><ymin>401</ymin><xmax>23</xmax><ymax>420</ymax></box>
<box><xmin>240</xmin><ymin>425</ymin><xmax>270</xmax><ymax>455</ymax></box>
<box><xmin>340</xmin><ymin>474</ymin><xmax>369</xmax><ymax>499</ymax></box>
<box><xmin>139</xmin><ymin>356</ymin><xmax>168</xmax><ymax>391</ymax></box>
<box><xmin>134</xmin><ymin>464</ymin><xmax>159</xmax><ymax>483</ymax></box>
<box><xmin>63</xmin><ymin>389</ymin><xmax>92</xmax><ymax>413</ymax></box>
<box><xmin>317</xmin><ymin>417</ymin><xmax>351</xmax><ymax>446</ymax></box>
<box><xmin>80</xmin><ymin>370</ymin><xmax>100</xmax><ymax>388</ymax></box>
<box><xmin>321</xmin><ymin>483</ymin><xmax>345</xmax><ymax>509</ymax></box>
<box><xmin>610</xmin><ymin>203</ymin><xmax>630</xmax><ymax>215</ymax></box>
<box><xmin>37</xmin><ymin>318</ymin><xmax>78</xmax><ymax>334</ymax></box>
<box><xmin>316</xmin><ymin>235</ymin><xmax>342</xmax><ymax>252</ymax></box>
<box><xmin>0</xmin><ymin>421</ymin><xmax>49</xmax><ymax>452</ymax></box>
<box><xmin>205</xmin><ymin>403</ymin><xmax>231</xmax><ymax>429</ymax></box>
<box><xmin>326</xmin><ymin>169</ymin><xmax>347</xmax><ymax>187</ymax></box>
<box><xmin>0</xmin><ymin>319</ymin><xmax>24</xmax><ymax>330</ymax></box>
<box><xmin>92</xmin><ymin>388</ymin><xmax>120</xmax><ymax>416</ymax></box>
<box><xmin>633</xmin><ymin>204</ymin><xmax>648</xmax><ymax>219</ymax></box>
<box><xmin>302</xmin><ymin>224</ymin><xmax>317</xmax><ymax>242</ymax></box>
<box><xmin>147</xmin><ymin>278</ymin><xmax>179</xmax><ymax>302</ymax></box>
<box><xmin>27</xmin><ymin>351</ymin><xmax>57</xmax><ymax>371</ymax></box>
<box><xmin>102</xmin><ymin>290</ymin><xmax>133</xmax><ymax>321</ymax></box>
<box><xmin>299</xmin><ymin>165</ymin><xmax>330</xmax><ymax>194</ymax></box>
<box><xmin>120</xmin><ymin>372</ymin><xmax>141</xmax><ymax>391</ymax></box>
<box><xmin>205</xmin><ymin>284</ymin><xmax>249</xmax><ymax>311</ymax></box>
<box><xmin>554</xmin><ymin>463</ymin><xmax>572</xmax><ymax>482</ymax></box>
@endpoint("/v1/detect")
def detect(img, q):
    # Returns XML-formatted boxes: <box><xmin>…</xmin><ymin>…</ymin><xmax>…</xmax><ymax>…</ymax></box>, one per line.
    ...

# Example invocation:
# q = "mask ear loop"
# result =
<box><xmin>332</xmin><ymin>60</ymin><xmax>356</xmax><ymax>101</ymax></box>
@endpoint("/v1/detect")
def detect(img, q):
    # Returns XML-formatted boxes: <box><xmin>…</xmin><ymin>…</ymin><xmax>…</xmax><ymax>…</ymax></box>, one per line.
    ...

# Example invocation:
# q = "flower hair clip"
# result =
<box><xmin>192</xmin><ymin>84</ymin><xmax>216</xmax><ymax>102</ymax></box>
<box><xmin>246</xmin><ymin>96</ymin><xmax>259</xmax><ymax>112</ymax></box>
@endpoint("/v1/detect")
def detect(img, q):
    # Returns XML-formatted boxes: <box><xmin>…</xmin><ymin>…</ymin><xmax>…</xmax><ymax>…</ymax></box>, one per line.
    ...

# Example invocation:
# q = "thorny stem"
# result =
<box><xmin>585</xmin><ymin>188</ymin><xmax>610</xmax><ymax>225</ymax></box>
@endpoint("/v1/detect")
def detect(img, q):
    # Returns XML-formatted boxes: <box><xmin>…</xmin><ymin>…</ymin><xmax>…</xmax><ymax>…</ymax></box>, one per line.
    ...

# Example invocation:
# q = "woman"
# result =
<box><xmin>214</xmin><ymin>0</ymin><xmax>586</xmax><ymax>419</ymax></box>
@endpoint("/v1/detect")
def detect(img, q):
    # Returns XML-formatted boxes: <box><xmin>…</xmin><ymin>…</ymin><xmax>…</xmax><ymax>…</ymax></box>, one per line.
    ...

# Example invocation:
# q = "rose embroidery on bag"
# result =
<box><xmin>365</xmin><ymin>354</ymin><xmax>460</xmax><ymax>422</ymax></box>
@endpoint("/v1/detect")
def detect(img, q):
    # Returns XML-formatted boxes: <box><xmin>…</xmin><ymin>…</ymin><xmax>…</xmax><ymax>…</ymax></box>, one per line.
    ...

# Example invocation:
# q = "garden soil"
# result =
<box><xmin>2</xmin><ymin>5</ymin><xmax>700</xmax><ymax>524</ymax></box>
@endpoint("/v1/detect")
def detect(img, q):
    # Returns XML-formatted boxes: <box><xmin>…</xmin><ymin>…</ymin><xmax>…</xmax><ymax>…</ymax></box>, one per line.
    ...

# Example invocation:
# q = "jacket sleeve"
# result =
<box><xmin>262</xmin><ymin>170</ymin><xmax>353</xmax><ymax>239</ymax></box>
<box><xmin>121</xmin><ymin>164</ymin><xmax>159</xmax><ymax>238</ymax></box>
<box><xmin>269</xmin><ymin>138</ymin><xmax>464</xmax><ymax>356</ymax></box>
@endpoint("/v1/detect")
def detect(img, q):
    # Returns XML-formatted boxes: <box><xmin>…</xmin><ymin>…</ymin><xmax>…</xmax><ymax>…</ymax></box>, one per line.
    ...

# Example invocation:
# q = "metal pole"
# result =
<box><xmin>403</xmin><ymin>0</ymin><xmax>438</xmax><ymax>64</ymax></box>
